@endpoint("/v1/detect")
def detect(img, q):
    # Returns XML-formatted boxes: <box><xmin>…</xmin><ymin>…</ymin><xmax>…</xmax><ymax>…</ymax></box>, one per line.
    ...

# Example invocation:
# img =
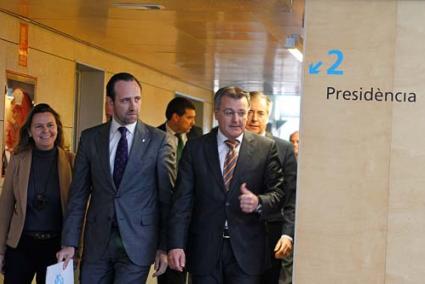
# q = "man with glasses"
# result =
<box><xmin>168</xmin><ymin>86</ymin><xmax>285</xmax><ymax>284</ymax></box>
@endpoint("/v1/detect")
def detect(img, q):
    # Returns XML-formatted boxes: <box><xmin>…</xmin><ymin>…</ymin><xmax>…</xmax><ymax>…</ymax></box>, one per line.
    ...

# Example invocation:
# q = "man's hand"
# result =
<box><xmin>152</xmin><ymin>250</ymin><xmax>168</xmax><ymax>277</ymax></box>
<box><xmin>239</xmin><ymin>183</ymin><xmax>259</xmax><ymax>213</ymax></box>
<box><xmin>274</xmin><ymin>236</ymin><xmax>293</xmax><ymax>259</ymax></box>
<box><xmin>56</xmin><ymin>246</ymin><xmax>75</xmax><ymax>269</ymax></box>
<box><xmin>0</xmin><ymin>254</ymin><xmax>4</xmax><ymax>274</ymax></box>
<box><xmin>168</xmin><ymin>249</ymin><xmax>185</xmax><ymax>272</ymax></box>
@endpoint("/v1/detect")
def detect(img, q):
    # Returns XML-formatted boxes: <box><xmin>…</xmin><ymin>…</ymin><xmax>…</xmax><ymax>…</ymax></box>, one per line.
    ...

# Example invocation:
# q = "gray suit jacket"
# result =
<box><xmin>62</xmin><ymin>120</ymin><xmax>175</xmax><ymax>266</ymax></box>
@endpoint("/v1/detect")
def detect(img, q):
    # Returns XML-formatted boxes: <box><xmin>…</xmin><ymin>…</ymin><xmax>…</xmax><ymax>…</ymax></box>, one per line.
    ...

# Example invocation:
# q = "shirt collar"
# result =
<box><xmin>165</xmin><ymin>122</ymin><xmax>177</xmax><ymax>136</ymax></box>
<box><xmin>111</xmin><ymin>117</ymin><xmax>137</xmax><ymax>135</ymax></box>
<box><xmin>217</xmin><ymin>128</ymin><xmax>243</xmax><ymax>146</ymax></box>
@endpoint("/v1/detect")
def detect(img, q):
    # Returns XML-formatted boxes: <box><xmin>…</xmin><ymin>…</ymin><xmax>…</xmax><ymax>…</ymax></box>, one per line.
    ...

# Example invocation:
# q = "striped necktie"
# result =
<box><xmin>223</xmin><ymin>139</ymin><xmax>239</xmax><ymax>191</ymax></box>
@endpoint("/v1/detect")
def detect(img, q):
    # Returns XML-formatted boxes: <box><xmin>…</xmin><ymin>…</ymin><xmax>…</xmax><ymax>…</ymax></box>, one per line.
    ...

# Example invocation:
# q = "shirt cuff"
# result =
<box><xmin>281</xmin><ymin>234</ymin><xmax>293</xmax><ymax>242</ymax></box>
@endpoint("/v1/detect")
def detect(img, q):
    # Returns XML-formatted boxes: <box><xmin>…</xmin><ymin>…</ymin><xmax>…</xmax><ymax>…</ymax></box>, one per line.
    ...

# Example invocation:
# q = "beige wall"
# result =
<box><xmin>0</xmin><ymin>10</ymin><xmax>214</xmax><ymax>284</ymax></box>
<box><xmin>0</xmin><ymin>11</ymin><xmax>213</xmax><ymax>154</ymax></box>
<box><xmin>295</xmin><ymin>1</ymin><xmax>425</xmax><ymax>283</ymax></box>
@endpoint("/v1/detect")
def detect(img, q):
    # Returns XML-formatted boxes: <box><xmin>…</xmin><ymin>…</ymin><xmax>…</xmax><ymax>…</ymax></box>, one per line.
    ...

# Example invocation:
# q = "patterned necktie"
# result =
<box><xmin>176</xmin><ymin>133</ymin><xmax>184</xmax><ymax>162</ymax></box>
<box><xmin>113</xmin><ymin>127</ymin><xmax>128</xmax><ymax>188</ymax></box>
<box><xmin>223</xmin><ymin>139</ymin><xmax>239</xmax><ymax>191</ymax></box>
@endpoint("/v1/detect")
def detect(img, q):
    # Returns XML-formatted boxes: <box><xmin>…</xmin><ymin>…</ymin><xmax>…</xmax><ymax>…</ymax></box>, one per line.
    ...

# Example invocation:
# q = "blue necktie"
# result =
<box><xmin>113</xmin><ymin>127</ymin><xmax>128</xmax><ymax>188</ymax></box>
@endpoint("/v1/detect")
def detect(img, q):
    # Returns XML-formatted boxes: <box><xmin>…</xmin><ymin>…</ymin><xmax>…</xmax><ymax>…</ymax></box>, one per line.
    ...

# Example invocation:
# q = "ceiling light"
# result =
<box><xmin>285</xmin><ymin>34</ymin><xmax>303</xmax><ymax>62</ymax></box>
<box><xmin>112</xmin><ymin>3</ymin><xmax>165</xmax><ymax>10</ymax></box>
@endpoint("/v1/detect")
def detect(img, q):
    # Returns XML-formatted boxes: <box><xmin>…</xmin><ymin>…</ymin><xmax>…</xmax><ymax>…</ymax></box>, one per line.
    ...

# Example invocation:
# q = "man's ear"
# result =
<box><xmin>106</xmin><ymin>96</ymin><xmax>114</xmax><ymax>106</ymax></box>
<box><xmin>171</xmin><ymin>113</ymin><xmax>180</xmax><ymax>122</ymax></box>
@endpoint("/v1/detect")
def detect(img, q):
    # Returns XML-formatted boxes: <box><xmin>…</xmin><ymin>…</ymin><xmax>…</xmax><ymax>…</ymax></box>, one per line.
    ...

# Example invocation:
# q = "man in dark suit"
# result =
<box><xmin>168</xmin><ymin>86</ymin><xmax>285</xmax><ymax>284</ymax></box>
<box><xmin>158</xmin><ymin>97</ymin><xmax>202</xmax><ymax>164</ymax></box>
<box><xmin>157</xmin><ymin>97</ymin><xmax>202</xmax><ymax>283</ymax></box>
<box><xmin>246</xmin><ymin>91</ymin><xmax>297</xmax><ymax>284</ymax></box>
<box><xmin>57</xmin><ymin>72</ymin><xmax>176</xmax><ymax>283</ymax></box>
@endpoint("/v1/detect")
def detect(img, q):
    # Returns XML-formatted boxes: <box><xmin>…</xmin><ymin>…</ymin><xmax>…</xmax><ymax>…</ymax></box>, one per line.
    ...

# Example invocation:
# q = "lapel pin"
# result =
<box><xmin>142</xmin><ymin>139</ymin><xmax>146</xmax><ymax>142</ymax></box>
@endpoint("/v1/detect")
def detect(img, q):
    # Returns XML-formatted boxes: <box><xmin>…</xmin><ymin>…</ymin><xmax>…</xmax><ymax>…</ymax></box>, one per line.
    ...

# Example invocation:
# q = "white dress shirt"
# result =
<box><xmin>216</xmin><ymin>129</ymin><xmax>243</xmax><ymax>175</ymax></box>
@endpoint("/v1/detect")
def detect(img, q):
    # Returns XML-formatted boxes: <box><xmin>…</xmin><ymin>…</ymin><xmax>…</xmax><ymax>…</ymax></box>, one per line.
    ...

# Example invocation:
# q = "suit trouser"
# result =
<box><xmin>80</xmin><ymin>226</ymin><xmax>150</xmax><ymax>284</ymax></box>
<box><xmin>279</xmin><ymin>251</ymin><xmax>293</xmax><ymax>284</ymax></box>
<box><xmin>261</xmin><ymin>221</ymin><xmax>293</xmax><ymax>284</ymax></box>
<box><xmin>3</xmin><ymin>234</ymin><xmax>61</xmax><ymax>284</ymax></box>
<box><xmin>157</xmin><ymin>267</ymin><xmax>187</xmax><ymax>284</ymax></box>
<box><xmin>191</xmin><ymin>238</ymin><xmax>261</xmax><ymax>284</ymax></box>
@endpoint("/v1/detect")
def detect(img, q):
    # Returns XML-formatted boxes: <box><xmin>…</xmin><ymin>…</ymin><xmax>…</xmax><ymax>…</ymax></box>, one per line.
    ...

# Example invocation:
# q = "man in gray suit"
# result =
<box><xmin>57</xmin><ymin>72</ymin><xmax>176</xmax><ymax>283</ymax></box>
<box><xmin>246</xmin><ymin>91</ymin><xmax>297</xmax><ymax>284</ymax></box>
<box><xmin>157</xmin><ymin>97</ymin><xmax>202</xmax><ymax>284</ymax></box>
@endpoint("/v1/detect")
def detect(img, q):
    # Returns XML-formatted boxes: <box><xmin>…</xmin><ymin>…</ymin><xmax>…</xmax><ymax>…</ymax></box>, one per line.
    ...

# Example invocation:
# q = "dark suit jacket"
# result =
<box><xmin>187</xmin><ymin>125</ymin><xmax>203</xmax><ymax>139</ymax></box>
<box><xmin>62</xmin><ymin>120</ymin><xmax>175</xmax><ymax>266</ymax></box>
<box><xmin>168</xmin><ymin>129</ymin><xmax>284</xmax><ymax>275</ymax></box>
<box><xmin>265</xmin><ymin>133</ymin><xmax>297</xmax><ymax>238</ymax></box>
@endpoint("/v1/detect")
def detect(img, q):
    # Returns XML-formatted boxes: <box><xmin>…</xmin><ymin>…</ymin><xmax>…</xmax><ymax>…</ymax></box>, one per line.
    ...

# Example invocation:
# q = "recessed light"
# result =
<box><xmin>112</xmin><ymin>3</ymin><xmax>165</xmax><ymax>10</ymax></box>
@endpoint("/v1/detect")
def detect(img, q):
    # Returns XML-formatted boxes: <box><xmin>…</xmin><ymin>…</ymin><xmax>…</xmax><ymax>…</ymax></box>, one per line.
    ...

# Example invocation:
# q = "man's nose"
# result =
<box><xmin>130</xmin><ymin>99</ymin><xmax>137</xmax><ymax>108</ymax></box>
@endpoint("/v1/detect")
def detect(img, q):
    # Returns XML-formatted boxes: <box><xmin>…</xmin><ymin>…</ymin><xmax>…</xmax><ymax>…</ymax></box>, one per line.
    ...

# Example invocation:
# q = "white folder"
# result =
<box><xmin>45</xmin><ymin>261</ymin><xmax>74</xmax><ymax>284</ymax></box>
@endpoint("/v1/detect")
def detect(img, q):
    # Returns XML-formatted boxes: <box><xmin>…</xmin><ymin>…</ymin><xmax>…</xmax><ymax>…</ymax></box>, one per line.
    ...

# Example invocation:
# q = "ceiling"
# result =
<box><xmin>0</xmin><ymin>0</ymin><xmax>304</xmax><ymax>95</ymax></box>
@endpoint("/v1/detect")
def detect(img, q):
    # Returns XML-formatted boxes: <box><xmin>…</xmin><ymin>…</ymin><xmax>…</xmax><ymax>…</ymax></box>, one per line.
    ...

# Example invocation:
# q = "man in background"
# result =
<box><xmin>246</xmin><ymin>91</ymin><xmax>297</xmax><ymax>284</ymax></box>
<box><xmin>157</xmin><ymin>96</ymin><xmax>202</xmax><ymax>284</ymax></box>
<box><xmin>289</xmin><ymin>131</ymin><xmax>299</xmax><ymax>160</ymax></box>
<box><xmin>158</xmin><ymin>97</ymin><xmax>202</xmax><ymax>165</ymax></box>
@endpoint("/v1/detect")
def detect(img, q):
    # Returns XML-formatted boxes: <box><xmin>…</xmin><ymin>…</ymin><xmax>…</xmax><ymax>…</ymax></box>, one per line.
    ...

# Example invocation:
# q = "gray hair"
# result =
<box><xmin>249</xmin><ymin>91</ymin><xmax>272</xmax><ymax>114</ymax></box>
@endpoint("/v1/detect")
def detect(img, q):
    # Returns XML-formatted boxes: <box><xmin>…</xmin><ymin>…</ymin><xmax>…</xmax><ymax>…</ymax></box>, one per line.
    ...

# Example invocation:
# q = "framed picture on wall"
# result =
<box><xmin>2</xmin><ymin>70</ymin><xmax>36</xmax><ymax>176</ymax></box>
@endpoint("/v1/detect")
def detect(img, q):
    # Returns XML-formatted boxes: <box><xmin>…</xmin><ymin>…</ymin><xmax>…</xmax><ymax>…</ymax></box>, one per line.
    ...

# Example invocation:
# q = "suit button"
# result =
<box><xmin>225</xmin><ymin>202</ymin><xmax>230</xmax><ymax>207</ymax></box>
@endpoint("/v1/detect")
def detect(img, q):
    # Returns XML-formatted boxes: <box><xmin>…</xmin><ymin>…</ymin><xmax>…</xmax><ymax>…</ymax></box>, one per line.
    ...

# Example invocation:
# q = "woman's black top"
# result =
<box><xmin>23</xmin><ymin>147</ymin><xmax>62</xmax><ymax>233</ymax></box>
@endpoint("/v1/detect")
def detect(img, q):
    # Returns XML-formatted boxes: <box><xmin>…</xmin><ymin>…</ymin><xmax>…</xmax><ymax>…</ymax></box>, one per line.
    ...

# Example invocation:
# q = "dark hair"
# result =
<box><xmin>165</xmin><ymin>97</ymin><xmax>196</xmax><ymax>120</ymax></box>
<box><xmin>214</xmin><ymin>86</ymin><xmax>250</xmax><ymax>110</ymax></box>
<box><xmin>15</xmin><ymin>103</ymin><xmax>64</xmax><ymax>154</ymax></box>
<box><xmin>106</xmin><ymin>72</ymin><xmax>142</xmax><ymax>101</ymax></box>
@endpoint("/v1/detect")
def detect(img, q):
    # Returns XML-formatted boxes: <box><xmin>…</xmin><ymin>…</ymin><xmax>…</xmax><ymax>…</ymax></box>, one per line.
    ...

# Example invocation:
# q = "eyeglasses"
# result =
<box><xmin>221</xmin><ymin>109</ymin><xmax>247</xmax><ymax>118</ymax></box>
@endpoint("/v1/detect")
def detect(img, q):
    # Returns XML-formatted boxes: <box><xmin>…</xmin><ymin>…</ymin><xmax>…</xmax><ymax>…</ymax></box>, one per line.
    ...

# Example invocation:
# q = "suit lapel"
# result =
<box><xmin>204</xmin><ymin>129</ymin><xmax>226</xmax><ymax>191</ymax></box>
<box><xmin>19</xmin><ymin>150</ymin><xmax>32</xmax><ymax>217</ymax></box>
<box><xmin>118</xmin><ymin>121</ymin><xmax>150</xmax><ymax>192</ymax></box>
<box><xmin>227</xmin><ymin>131</ymin><xmax>254</xmax><ymax>197</ymax></box>
<box><xmin>57</xmin><ymin>148</ymin><xmax>72</xmax><ymax>213</ymax></box>
<box><xmin>95</xmin><ymin>122</ymin><xmax>115</xmax><ymax>190</ymax></box>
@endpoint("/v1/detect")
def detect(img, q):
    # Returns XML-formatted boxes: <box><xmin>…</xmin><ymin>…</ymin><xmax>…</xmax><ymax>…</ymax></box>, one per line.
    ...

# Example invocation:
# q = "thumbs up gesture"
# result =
<box><xmin>239</xmin><ymin>183</ymin><xmax>259</xmax><ymax>213</ymax></box>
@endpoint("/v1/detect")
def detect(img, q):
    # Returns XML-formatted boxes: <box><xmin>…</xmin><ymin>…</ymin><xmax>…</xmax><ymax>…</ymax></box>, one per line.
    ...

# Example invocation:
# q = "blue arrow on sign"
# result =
<box><xmin>308</xmin><ymin>61</ymin><xmax>323</xmax><ymax>74</ymax></box>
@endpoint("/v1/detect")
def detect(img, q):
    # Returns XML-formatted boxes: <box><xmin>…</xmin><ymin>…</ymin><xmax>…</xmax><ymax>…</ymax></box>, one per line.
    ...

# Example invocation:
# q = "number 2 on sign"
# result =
<box><xmin>327</xmin><ymin>49</ymin><xmax>344</xmax><ymax>75</ymax></box>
